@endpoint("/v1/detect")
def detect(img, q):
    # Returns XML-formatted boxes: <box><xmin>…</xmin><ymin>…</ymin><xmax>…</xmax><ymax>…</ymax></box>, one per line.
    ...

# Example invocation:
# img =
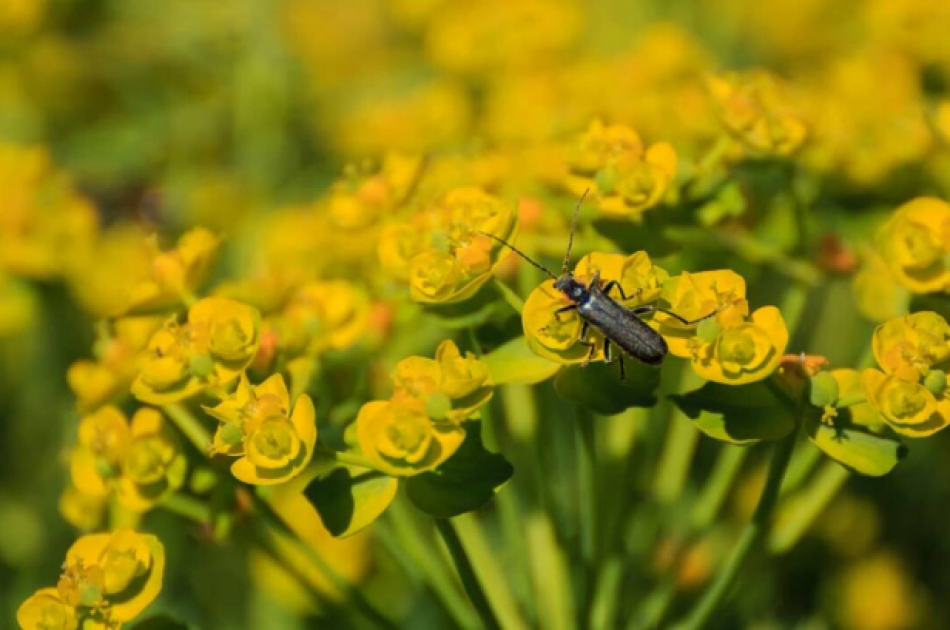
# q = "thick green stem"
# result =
<box><xmin>673</xmin><ymin>425</ymin><xmax>799</xmax><ymax>630</ymax></box>
<box><xmin>436</xmin><ymin>519</ymin><xmax>503</xmax><ymax>630</ymax></box>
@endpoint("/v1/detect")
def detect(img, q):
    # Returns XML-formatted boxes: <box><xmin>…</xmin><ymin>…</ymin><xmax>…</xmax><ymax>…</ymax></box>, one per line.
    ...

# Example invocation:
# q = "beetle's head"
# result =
<box><xmin>554</xmin><ymin>274</ymin><xmax>588</xmax><ymax>302</ymax></box>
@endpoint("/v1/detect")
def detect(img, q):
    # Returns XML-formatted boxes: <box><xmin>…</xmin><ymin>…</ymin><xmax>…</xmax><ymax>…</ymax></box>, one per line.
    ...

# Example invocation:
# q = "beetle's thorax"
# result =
<box><xmin>554</xmin><ymin>273</ymin><xmax>590</xmax><ymax>304</ymax></box>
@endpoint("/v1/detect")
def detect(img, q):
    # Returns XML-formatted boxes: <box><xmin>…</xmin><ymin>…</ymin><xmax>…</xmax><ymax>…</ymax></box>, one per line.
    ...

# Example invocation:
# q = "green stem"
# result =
<box><xmin>314</xmin><ymin>446</ymin><xmax>379</xmax><ymax>471</ymax></box>
<box><xmin>163</xmin><ymin>403</ymin><xmax>212</xmax><ymax>453</ymax></box>
<box><xmin>673</xmin><ymin>424</ymin><xmax>800</xmax><ymax>630</ymax></box>
<box><xmin>575</xmin><ymin>407</ymin><xmax>597</xmax><ymax>566</ymax></box>
<box><xmin>770</xmin><ymin>461</ymin><xmax>850</xmax><ymax>554</ymax></box>
<box><xmin>654</xmin><ymin>369</ymin><xmax>704</xmax><ymax>504</ymax></box>
<box><xmin>386</xmin><ymin>500</ymin><xmax>481</xmax><ymax>630</ymax></box>
<box><xmin>436</xmin><ymin>519</ymin><xmax>503</xmax><ymax>630</ymax></box>
<box><xmin>159</xmin><ymin>492</ymin><xmax>212</xmax><ymax>524</ymax></box>
<box><xmin>690</xmin><ymin>445</ymin><xmax>747</xmax><ymax>530</ymax></box>
<box><xmin>493</xmin><ymin>278</ymin><xmax>526</xmax><ymax>313</ymax></box>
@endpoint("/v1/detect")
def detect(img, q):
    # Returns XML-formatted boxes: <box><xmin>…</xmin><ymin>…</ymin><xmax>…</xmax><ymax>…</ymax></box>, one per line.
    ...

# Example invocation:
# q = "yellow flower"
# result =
<box><xmin>689</xmin><ymin>307</ymin><xmax>789</xmax><ymax>385</ymax></box>
<box><xmin>357</xmin><ymin>397</ymin><xmax>465</xmax><ymax>477</ymax></box>
<box><xmin>655</xmin><ymin>269</ymin><xmax>748</xmax><ymax>357</ymax></box>
<box><xmin>70</xmin><ymin>406</ymin><xmax>132</xmax><ymax>497</ymax></box>
<box><xmin>69</xmin><ymin>407</ymin><xmax>186</xmax><ymax>512</ymax></box>
<box><xmin>436</xmin><ymin>339</ymin><xmax>493</xmax><ymax>404</ymax></box>
<box><xmin>876</xmin><ymin>198</ymin><xmax>950</xmax><ymax>294</ymax></box>
<box><xmin>706</xmin><ymin>70</ymin><xmax>806</xmax><ymax>156</ymax></box>
<box><xmin>523</xmin><ymin>251</ymin><xmax>667</xmax><ymax>365</ymax></box>
<box><xmin>425</xmin><ymin>0</ymin><xmax>580</xmax><ymax>75</ymax></box>
<box><xmin>563</xmin><ymin>120</ymin><xmax>677</xmax><ymax>220</ymax></box>
<box><xmin>132</xmin><ymin>298</ymin><xmax>261</xmax><ymax>404</ymax></box>
<box><xmin>62</xmin><ymin>529</ymin><xmax>165</xmax><ymax>623</ymax></box>
<box><xmin>68</xmin><ymin>317</ymin><xmax>163</xmax><ymax>412</ymax></box>
<box><xmin>871</xmin><ymin>311</ymin><xmax>950</xmax><ymax>379</ymax></box>
<box><xmin>205</xmin><ymin>374</ymin><xmax>317</xmax><ymax>485</ymax></box>
<box><xmin>120</xmin><ymin>227</ymin><xmax>220</xmax><ymax>315</ymax></box>
<box><xmin>0</xmin><ymin>143</ymin><xmax>99</xmax><ymax>281</ymax></box>
<box><xmin>17</xmin><ymin>588</ymin><xmax>77</xmax><ymax>630</ymax></box>
<box><xmin>326</xmin><ymin>153</ymin><xmax>423</xmax><ymax>229</ymax></box>
<box><xmin>378</xmin><ymin>223</ymin><xmax>431</xmax><ymax>281</ymax></box>
<box><xmin>863</xmin><ymin>369</ymin><xmax>950</xmax><ymax>437</ymax></box>
<box><xmin>404</xmin><ymin>187</ymin><xmax>518</xmax><ymax>303</ymax></box>
<box><xmin>278</xmin><ymin>281</ymin><xmax>371</xmax><ymax>357</ymax></box>
<box><xmin>59</xmin><ymin>485</ymin><xmax>107</xmax><ymax>532</ymax></box>
<box><xmin>188</xmin><ymin>297</ymin><xmax>262</xmax><ymax>371</ymax></box>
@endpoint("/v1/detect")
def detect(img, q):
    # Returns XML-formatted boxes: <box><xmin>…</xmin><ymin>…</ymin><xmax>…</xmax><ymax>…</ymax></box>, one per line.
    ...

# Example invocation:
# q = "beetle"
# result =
<box><xmin>481</xmin><ymin>191</ymin><xmax>715</xmax><ymax>379</ymax></box>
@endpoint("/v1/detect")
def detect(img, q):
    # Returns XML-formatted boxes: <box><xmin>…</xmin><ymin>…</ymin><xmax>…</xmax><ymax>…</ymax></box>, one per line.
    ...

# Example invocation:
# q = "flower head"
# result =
<box><xmin>205</xmin><ymin>374</ymin><xmax>317</xmax><ymax>485</ymax></box>
<box><xmin>18</xmin><ymin>529</ymin><xmax>164</xmax><ymax>629</ymax></box>
<box><xmin>876</xmin><ymin>198</ymin><xmax>950</xmax><ymax>294</ymax></box>
<box><xmin>562</xmin><ymin>120</ymin><xmax>677</xmax><ymax>220</ymax></box>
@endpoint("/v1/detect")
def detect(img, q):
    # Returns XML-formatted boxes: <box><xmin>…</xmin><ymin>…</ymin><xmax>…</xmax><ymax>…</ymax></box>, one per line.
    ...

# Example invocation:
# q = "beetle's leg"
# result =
<box><xmin>579</xmin><ymin>321</ymin><xmax>597</xmax><ymax>367</ymax></box>
<box><xmin>603</xmin><ymin>337</ymin><xmax>626</xmax><ymax>381</ymax></box>
<box><xmin>554</xmin><ymin>304</ymin><xmax>578</xmax><ymax>322</ymax></box>
<box><xmin>632</xmin><ymin>305</ymin><xmax>716</xmax><ymax>326</ymax></box>
<box><xmin>602</xmin><ymin>280</ymin><xmax>643</xmax><ymax>303</ymax></box>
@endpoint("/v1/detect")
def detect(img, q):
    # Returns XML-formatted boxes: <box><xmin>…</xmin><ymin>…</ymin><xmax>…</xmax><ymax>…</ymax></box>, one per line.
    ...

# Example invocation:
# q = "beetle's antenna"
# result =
<box><xmin>478</xmin><ymin>232</ymin><xmax>557</xmax><ymax>280</ymax></box>
<box><xmin>562</xmin><ymin>189</ymin><xmax>590</xmax><ymax>275</ymax></box>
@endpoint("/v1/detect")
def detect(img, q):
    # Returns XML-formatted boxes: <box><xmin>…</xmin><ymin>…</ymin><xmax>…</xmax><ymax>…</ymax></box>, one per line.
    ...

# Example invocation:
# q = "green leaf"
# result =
<box><xmin>405</xmin><ymin>422</ymin><xmax>513</xmax><ymax>518</ymax></box>
<box><xmin>129</xmin><ymin>616</ymin><xmax>190</xmax><ymax>630</ymax></box>
<box><xmin>670</xmin><ymin>380</ymin><xmax>795</xmax><ymax>444</ymax></box>
<box><xmin>304</xmin><ymin>468</ymin><xmax>398</xmax><ymax>537</ymax></box>
<box><xmin>806</xmin><ymin>416</ymin><xmax>905</xmax><ymax>477</ymax></box>
<box><xmin>553</xmin><ymin>360</ymin><xmax>660</xmax><ymax>415</ymax></box>
<box><xmin>483</xmin><ymin>337</ymin><xmax>562</xmax><ymax>385</ymax></box>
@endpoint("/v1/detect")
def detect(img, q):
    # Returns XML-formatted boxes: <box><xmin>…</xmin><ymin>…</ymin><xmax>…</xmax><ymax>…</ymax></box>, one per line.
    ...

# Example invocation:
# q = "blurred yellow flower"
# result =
<box><xmin>876</xmin><ymin>198</ymin><xmax>950</xmax><ymax>294</ymax></box>
<box><xmin>381</xmin><ymin>186</ymin><xmax>516</xmax><ymax>303</ymax></box>
<box><xmin>706</xmin><ymin>70</ymin><xmax>806</xmax><ymax>157</ymax></box>
<box><xmin>425</xmin><ymin>0</ymin><xmax>581</xmax><ymax>75</ymax></box>
<box><xmin>119</xmin><ymin>228</ymin><xmax>220</xmax><ymax>316</ymax></box>
<box><xmin>563</xmin><ymin>120</ymin><xmax>677</xmax><ymax>220</ymax></box>
<box><xmin>205</xmin><ymin>374</ymin><xmax>317</xmax><ymax>485</ymax></box>
<box><xmin>837</xmin><ymin>551</ymin><xmax>921</xmax><ymax>630</ymax></box>
<box><xmin>69</xmin><ymin>407</ymin><xmax>186</xmax><ymax>512</ymax></box>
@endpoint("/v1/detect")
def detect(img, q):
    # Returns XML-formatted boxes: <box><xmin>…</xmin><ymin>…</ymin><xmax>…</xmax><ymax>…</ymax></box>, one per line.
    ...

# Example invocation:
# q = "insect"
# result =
<box><xmin>481</xmin><ymin>191</ymin><xmax>715</xmax><ymax>380</ymax></box>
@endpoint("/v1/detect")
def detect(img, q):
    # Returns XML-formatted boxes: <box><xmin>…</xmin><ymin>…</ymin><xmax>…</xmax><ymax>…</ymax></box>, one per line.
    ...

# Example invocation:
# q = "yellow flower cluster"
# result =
<box><xmin>132</xmin><ymin>297</ymin><xmax>261</xmax><ymax>404</ymax></box>
<box><xmin>862</xmin><ymin>312</ymin><xmax>950</xmax><ymax>437</ymax></box>
<box><xmin>69</xmin><ymin>406</ymin><xmax>186</xmax><ymax>514</ymax></box>
<box><xmin>204</xmin><ymin>374</ymin><xmax>317</xmax><ymax>485</ymax></box>
<box><xmin>560</xmin><ymin>120</ymin><xmax>678</xmax><ymax>220</ymax></box>
<box><xmin>522</xmin><ymin>253</ymin><xmax>788</xmax><ymax>384</ymax></box>
<box><xmin>706</xmin><ymin>70</ymin><xmax>807</xmax><ymax>157</ymax></box>
<box><xmin>378</xmin><ymin>187</ymin><xmax>518</xmax><ymax>303</ymax></box>
<box><xmin>17</xmin><ymin>529</ymin><xmax>164</xmax><ymax>630</ymax></box>
<box><xmin>357</xmin><ymin>340</ymin><xmax>493</xmax><ymax>476</ymax></box>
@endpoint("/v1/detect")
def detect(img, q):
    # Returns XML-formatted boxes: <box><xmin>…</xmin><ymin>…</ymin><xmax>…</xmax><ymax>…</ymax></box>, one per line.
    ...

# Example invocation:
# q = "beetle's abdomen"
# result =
<box><xmin>578</xmin><ymin>291</ymin><xmax>668</xmax><ymax>365</ymax></box>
